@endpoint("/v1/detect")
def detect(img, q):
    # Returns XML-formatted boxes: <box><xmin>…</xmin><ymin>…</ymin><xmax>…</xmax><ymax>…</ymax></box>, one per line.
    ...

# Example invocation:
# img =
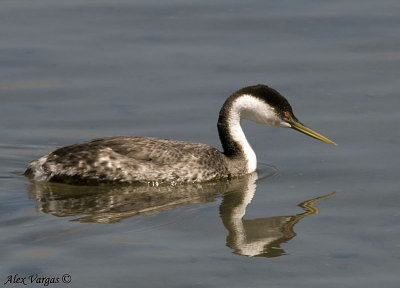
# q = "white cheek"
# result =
<box><xmin>260</xmin><ymin>115</ymin><xmax>290</xmax><ymax>128</ymax></box>
<box><xmin>277</xmin><ymin>121</ymin><xmax>291</xmax><ymax>128</ymax></box>
<box><xmin>237</xmin><ymin>95</ymin><xmax>289</xmax><ymax>128</ymax></box>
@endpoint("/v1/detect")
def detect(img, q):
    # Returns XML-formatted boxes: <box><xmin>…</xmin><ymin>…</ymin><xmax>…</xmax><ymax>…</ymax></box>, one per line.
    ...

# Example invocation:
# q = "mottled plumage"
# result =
<box><xmin>26</xmin><ymin>137</ymin><xmax>244</xmax><ymax>184</ymax></box>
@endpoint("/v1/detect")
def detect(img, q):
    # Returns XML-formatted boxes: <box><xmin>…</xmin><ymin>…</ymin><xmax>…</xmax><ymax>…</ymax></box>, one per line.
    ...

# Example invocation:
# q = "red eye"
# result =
<box><xmin>284</xmin><ymin>111</ymin><xmax>290</xmax><ymax>118</ymax></box>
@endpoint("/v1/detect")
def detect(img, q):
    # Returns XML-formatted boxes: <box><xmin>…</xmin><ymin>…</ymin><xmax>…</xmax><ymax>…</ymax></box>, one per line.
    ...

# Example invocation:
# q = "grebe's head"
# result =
<box><xmin>233</xmin><ymin>85</ymin><xmax>337</xmax><ymax>145</ymax></box>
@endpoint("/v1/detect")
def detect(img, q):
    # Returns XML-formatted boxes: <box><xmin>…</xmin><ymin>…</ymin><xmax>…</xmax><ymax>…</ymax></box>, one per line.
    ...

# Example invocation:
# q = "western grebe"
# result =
<box><xmin>25</xmin><ymin>85</ymin><xmax>336</xmax><ymax>184</ymax></box>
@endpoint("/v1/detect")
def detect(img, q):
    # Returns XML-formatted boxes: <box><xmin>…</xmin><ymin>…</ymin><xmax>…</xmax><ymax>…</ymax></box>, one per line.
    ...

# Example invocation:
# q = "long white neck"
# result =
<box><xmin>218</xmin><ymin>94</ymin><xmax>282</xmax><ymax>174</ymax></box>
<box><xmin>225</xmin><ymin>101</ymin><xmax>257</xmax><ymax>173</ymax></box>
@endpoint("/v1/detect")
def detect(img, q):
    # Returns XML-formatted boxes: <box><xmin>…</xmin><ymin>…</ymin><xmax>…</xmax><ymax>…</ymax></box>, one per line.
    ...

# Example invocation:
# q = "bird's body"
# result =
<box><xmin>25</xmin><ymin>85</ymin><xmax>336</xmax><ymax>185</ymax></box>
<box><xmin>28</xmin><ymin>137</ymin><xmax>240</xmax><ymax>184</ymax></box>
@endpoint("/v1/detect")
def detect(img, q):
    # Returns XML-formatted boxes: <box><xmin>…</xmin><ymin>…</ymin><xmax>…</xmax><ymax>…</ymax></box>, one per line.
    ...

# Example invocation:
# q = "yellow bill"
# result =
<box><xmin>289</xmin><ymin>121</ymin><xmax>337</xmax><ymax>146</ymax></box>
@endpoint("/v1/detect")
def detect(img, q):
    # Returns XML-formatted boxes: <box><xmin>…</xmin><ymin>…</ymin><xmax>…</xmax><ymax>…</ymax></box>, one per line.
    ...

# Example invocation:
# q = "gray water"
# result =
<box><xmin>1</xmin><ymin>0</ymin><xmax>399</xmax><ymax>287</ymax></box>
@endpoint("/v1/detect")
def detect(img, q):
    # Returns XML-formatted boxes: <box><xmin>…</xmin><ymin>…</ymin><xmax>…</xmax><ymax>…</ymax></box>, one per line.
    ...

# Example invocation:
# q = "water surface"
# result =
<box><xmin>1</xmin><ymin>0</ymin><xmax>399</xmax><ymax>287</ymax></box>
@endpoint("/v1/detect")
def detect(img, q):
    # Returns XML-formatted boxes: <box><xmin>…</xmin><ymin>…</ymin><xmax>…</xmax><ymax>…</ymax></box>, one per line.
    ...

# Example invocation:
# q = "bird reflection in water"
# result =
<box><xmin>220</xmin><ymin>175</ymin><xmax>335</xmax><ymax>257</ymax></box>
<box><xmin>27</xmin><ymin>171</ymin><xmax>334</xmax><ymax>257</ymax></box>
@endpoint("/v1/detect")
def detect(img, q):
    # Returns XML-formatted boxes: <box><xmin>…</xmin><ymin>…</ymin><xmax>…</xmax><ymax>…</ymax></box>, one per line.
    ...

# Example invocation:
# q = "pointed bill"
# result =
<box><xmin>289</xmin><ymin>121</ymin><xmax>337</xmax><ymax>146</ymax></box>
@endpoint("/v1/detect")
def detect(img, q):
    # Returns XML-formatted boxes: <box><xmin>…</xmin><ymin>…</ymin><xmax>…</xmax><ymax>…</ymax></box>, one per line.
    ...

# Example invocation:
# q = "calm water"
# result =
<box><xmin>1</xmin><ymin>0</ymin><xmax>399</xmax><ymax>287</ymax></box>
